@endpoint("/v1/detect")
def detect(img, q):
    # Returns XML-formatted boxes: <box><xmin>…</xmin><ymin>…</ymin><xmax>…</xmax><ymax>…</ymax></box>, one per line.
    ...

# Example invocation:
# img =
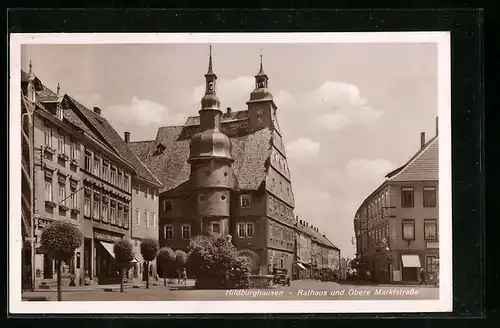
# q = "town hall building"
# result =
<box><xmin>130</xmin><ymin>48</ymin><xmax>297</xmax><ymax>276</ymax></box>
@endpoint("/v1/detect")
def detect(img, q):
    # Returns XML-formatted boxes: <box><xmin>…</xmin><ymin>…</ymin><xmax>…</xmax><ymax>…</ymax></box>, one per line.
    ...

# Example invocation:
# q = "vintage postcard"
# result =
<box><xmin>9</xmin><ymin>32</ymin><xmax>452</xmax><ymax>314</ymax></box>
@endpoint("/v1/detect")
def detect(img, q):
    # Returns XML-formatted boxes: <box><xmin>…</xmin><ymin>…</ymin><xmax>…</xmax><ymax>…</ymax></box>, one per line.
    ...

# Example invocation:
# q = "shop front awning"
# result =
<box><xmin>99</xmin><ymin>240</ymin><xmax>116</xmax><ymax>258</ymax></box>
<box><xmin>401</xmin><ymin>254</ymin><xmax>421</xmax><ymax>268</ymax></box>
<box><xmin>297</xmin><ymin>263</ymin><xmax>307</xmax><ymax>270</ymax></box>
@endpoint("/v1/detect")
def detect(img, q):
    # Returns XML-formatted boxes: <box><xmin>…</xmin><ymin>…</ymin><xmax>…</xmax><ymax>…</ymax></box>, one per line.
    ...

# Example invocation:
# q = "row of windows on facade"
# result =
<box><xmin>183</xmin><ymin>118</ymin><xmax>266</xmax><ymax>139</ymax></box>
<box><xmin>359</xmin><ymin>186</ymin><xmax>437</xmax><ymax>222</ymax></box>
<box><xmin>402</xmin><ymin>219</ymin><xmax>437</xmax><ymax>241</ymax></box>
<box><xmin>82</xmin><ymin>188</ymin><xmax>158</xmax><ymax>229</ymax></box>
<box><xmin>270</xmin><ymin>222</ymin><xmax>294</xmax><ymax>243</ymax></box>
<box><xmin>162</xmin><ymin>221</ymin><xmax>255</xmax><ymax>240</ymax></box>
<box><xmin>163</xmin><ymin>194</ymin><xmax>252</xmax><ymax>212</ymax></box>
<box><xmin>44</xmin><ymin>126</ymin><xmax>79</xmax><ymax>162</ymax></box>
<box><xmin>269</xmin><ymin>195</ymin><xmax>294</xmax><ymax>221</ymax></box>
<box><xmin>272</xmin><ymin>151</ymin><xmax>289</xmax><ymax>176</ymax></box>
<box><xmin>133</xmin><ymin>184</ymin><xmax>157</xmax><ymax>201</ymax></box>
<box><xmin>83</xmin><ymin>149</ymin><xmax>131</xmax><ymax>193</ymax></box>
<box><xmin>364</xmin><ymin>219</ymin><xmax>437</xmax><ymax>247</ymax></box>
<box><xmin>269</xmin><ymin>252</ymin><xmax>292</xmax><ymax>269</ymax></box>
<box><xmin>83</xmin><ymin>188</ymin><xmax>130</xmax><ymax>229</ymax></box>
<box><xmin>271</xmin><ymin>177</ymin><xmax>292</xmax><ymax>200</ymax></box>
<box><xmin>43</xmin><ymin>170</ymin><xmax>78</xmax><ymax>208</ymax></box>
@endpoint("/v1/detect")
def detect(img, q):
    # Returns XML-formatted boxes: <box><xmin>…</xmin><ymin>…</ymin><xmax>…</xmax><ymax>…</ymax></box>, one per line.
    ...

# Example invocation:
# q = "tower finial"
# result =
<box><xmin>29</xmin><ymin>60</ymin><xmax>32</xmax><ymax>74</ymax></box>
<box><xmin>257</xmin><ymin>48</ymin><xmax>266</xmax><ymax>77</ymax></box>
<box><xmin>57</xmin><ymin>82</ymin><xmax>60</xmax><ymax>96</ymax></box>
<box><xmin>207</xmin><ymin>44</ymin><xmax>214</xmax><ymax>75</ymax></box>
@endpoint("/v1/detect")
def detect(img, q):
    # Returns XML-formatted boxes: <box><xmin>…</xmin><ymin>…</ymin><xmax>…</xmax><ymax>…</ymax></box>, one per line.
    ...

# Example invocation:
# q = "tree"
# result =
<box><xmin>157</xmin><ymin>247</ymin><xmax>176</xmax><ymax>286</ymax></box>
<box><xmin>140</xmin><ymin>238</ymin><xmax>159</xmax><ymax>289</ymax></box>
<box><xmin>187</xmin><ymin>234</ymin><xmax>251</xmax><ymax>289</ymax></box>
<box><xmin>113</xmin><ymin>239</ymin><xmax>134</xmax><ymax>293</ymax></box>
<box><xmin>174</xmin><ymin>250</ymin><xmax>188</xmax><ymax>283</ymax></box>
<box><xmin>39</xmin><ymin>221</ymin><xmax>83</xmax><ymax>301</ymax></box>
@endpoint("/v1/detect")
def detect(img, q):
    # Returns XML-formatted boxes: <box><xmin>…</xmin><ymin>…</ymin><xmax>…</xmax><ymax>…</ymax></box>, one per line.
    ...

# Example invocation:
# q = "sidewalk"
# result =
<box><xmin>28</xmin><ymin>279</ymin><xmax>196</xmax><ymax>293</ymax></box>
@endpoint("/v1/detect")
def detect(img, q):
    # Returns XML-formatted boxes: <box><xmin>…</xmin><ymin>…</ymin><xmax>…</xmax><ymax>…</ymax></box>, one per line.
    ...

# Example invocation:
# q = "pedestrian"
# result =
<box><xmin>181</xmin><ymin>268</ymin><xmax>187</xmax><ymax>285</ymax></box>
<box><xmin>419</xmin><ymin>268</ymin><xmax>427</xmax><ymax>286</ymax></box>
<box><xmin>366</xmin><ymin>270</ymin><xmax>371</xmax><ymax>283</ymax></box>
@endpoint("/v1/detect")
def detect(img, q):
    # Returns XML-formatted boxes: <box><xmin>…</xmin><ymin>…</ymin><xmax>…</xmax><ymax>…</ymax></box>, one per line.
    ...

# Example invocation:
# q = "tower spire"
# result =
<box><xmin>56</xmin><ymin>82</ymin><xmax>60</xmax><ymax>96</ymax></box>
<box><xmin>207</xmin><ymin>44</ymin><xmax>214</xmax><ymax>75</ymax></box>
<box><xmin>29</xmin><ymin>60</ymin><xmax>32</xmax><ymax>74</ymax></box>
<box><xmin>200</xmin><ymin>44</ymin><xmax>220</xmax><ymax>110</ymax></box>
<box><xmin>257</xmin><ymin>48</ymin><xmax>265</xmax><ymax>76</ymax></box>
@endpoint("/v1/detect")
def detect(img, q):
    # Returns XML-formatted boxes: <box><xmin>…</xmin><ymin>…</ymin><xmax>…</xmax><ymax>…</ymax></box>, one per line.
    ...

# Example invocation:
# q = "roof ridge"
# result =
<box><xmin>65</xmin><ymin>95</ymin><xmax>119</xmax><ymax>154</ymax></box>
<box><xmin>387</xmin><ymin>135</ymin><xmax>438</xmax><ymax>181</ymax></box>
<box><xmin>385</xmin><ymin>135</ymin><xmax>438</xmax><ymax>178</ymax></box>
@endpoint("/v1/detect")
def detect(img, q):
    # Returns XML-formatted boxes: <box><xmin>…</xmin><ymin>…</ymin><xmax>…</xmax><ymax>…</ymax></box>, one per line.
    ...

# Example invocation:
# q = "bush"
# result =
<box><xmin>188</xmin><ymin>234</ymin><xmax>251</xmax><ymax>289</ymax></box>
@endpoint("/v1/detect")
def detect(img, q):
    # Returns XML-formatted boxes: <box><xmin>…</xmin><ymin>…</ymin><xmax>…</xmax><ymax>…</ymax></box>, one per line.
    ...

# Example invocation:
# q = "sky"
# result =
<box><xmin>21</xmin><ymin>42</ymin><xmax>438</xmax><ymax>259</ymax></box>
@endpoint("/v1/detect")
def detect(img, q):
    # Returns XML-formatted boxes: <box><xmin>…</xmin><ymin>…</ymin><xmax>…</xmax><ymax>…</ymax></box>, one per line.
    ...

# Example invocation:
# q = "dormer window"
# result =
<box><xmin>28</xmin><ymin>83</ymin><xmax>36</xmax><ymax>102</ymax></box>
<box><xmin>56</xmin><ymin>106</ymin><xmax>63</xmax><ymax>120</ymax></box>
<box><xmin>155</xmin><ymin>143</ymin><xmax>166</xmax><ymax>155</ymax></box>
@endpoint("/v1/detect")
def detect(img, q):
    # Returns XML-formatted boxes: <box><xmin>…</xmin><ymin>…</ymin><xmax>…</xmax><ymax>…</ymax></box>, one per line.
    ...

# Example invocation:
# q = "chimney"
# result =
<box><xmin>226</xmin><ymin>107</ymin><xmax>232</xmax><ymax>114</ymax></box>
<box><xmin>124</xmin><ymin>132</ymin><xmax>130</xmax><ymax>144</ymax></box>
<box><xmin>420</xmin><ymin>132</ymin><xmax>426</xmax><ymax>148</ymax></box>
<box><xmin>93</xmin><ymin>107</ymin><xmax>101</xmax><ymax>115</ymax></box>
<box><xmin>435</xmin><ymin>116</ymin><xmax>439</xmax><ymax>136</ymax></box>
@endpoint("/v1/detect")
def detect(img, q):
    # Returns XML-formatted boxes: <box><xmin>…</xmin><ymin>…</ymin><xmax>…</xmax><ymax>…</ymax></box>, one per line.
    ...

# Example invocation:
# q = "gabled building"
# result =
<box><xmin>21</xmin><ymin>64</ymin><xmax>162</xmax><ymax>287</ymax></box>
<box><xmin>130</xmin><ymin>49</ymin><xmax>297</xmax><ymax>277</ymax></box>
<box><xmin>354</xmin><ymin>118</ymin><xmax>439</xmax><ymax>284</ymax></box>
<box><xmin>294</xmin><ymin>219</ymin><xmax>340</xmax><ymax>280</ymax></box>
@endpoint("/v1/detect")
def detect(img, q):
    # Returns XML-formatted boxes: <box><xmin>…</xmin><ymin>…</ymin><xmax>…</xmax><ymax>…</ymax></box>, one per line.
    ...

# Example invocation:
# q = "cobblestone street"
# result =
<box><xmin>22</xmin><ymin>279</ymin><xmax>439</xmax><ymax>302</ymax></box>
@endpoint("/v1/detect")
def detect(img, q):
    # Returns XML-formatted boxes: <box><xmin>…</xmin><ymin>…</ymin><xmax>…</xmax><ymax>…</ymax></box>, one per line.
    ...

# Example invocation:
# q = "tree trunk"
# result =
<box><xmin>146</xmin><ymin>261</ymin><xmax>150</xmax><ymax>289</ymax></box>
<box><xmin>56</xmin><ymin>260</ymin><xmax>62</xmax><ymax>301</ymax></box>
<box><xmin>120</xmin><ymin>268</ymin><xmax>124</xmax><ymax>293</ymax></box>
<box><xmin>177</xmin><ymin>269</ymin><xmax>180</xmax><ymax>284</ymax></box>
<box><xmin>163</xmin><ymin>264</ymin><xmax>167</xmax><ymax>286</ymax></box>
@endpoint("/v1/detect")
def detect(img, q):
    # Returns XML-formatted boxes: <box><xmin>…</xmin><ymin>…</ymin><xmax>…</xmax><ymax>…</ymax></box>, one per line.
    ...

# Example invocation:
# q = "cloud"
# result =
<box><xmin>191</xmin><ymin>76</ymin><xmax>255</xmax><ymax>110</ymax></box>
<box><xmin>276</xmin><ymin>81</ymin><xmax>383</xmax><ymax>133</ymax></box>
<box><xmin>285</xmin><ymin>138</ymin><xmax>321</xmax><ymax>162</ymax></box>
<box><xmin>345</xmin><ymin>158</ymin><xmax>395</xmax><ymax>183</ymax></box>
<box><xmin>105</xmin><ymin>97</ymin><xmax>186</xmax><ymax>128</ymax></box>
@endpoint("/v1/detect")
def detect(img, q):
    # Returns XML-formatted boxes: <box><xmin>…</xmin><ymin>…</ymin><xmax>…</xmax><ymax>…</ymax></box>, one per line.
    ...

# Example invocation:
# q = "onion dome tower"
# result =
<box><xmin>188</xmin><ymin>45</ymin><xmax>234</xmax><ymax>236</ymax></box>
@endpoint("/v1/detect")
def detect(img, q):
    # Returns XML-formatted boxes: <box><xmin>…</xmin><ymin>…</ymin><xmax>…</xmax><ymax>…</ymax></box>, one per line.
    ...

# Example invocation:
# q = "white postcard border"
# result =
<box><xmin>9</xmin><ymin>32</ymin><xmax>452</xmax><ymax>314</ymax></box>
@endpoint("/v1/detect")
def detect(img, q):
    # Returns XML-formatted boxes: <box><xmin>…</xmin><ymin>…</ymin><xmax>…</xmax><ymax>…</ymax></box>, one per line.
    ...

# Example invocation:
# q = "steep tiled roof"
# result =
<box><xmin>386</xmin><ymin>136</ymin><xmax>439</xmax><ymax>182</ymax></box>
<box><xmin>67</xmin><ymin>96</ymin><xmax>162</xmax><ymax>186</ymax></box>
<box><xmin>299</xmin><ymin>224</ymin><xmax>339</xmax><ymax>250</ymax></box>
<box><xmin>184</xmin><ymin>110</ymin><xmax>248</xmax><ymax>126</ymax></box>
<box><xmin>129</xmin><ymin>126</ymin><xmax>273</xmax><ymax>193</ymax></box>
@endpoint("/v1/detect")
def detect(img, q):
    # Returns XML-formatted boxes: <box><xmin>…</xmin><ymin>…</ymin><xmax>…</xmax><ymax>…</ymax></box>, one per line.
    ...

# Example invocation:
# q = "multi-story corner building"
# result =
<box><xmin>130</xmin><ymin>49</ymin><xmax>297</xmax><ymax>277</ymax></box>
<box><xmin>21</xmin><ymin>68</ymin><xmax>87</xmax><ymax>287</ymax></box>
<box><xmin>354</xmin><ymin>119</ymin><xmax>439</xmax><ymax>284</ymax></box>
<box><xmin>293</xmin><ymin>218</ymin><xmax>340</xmax><ymax>280</ymax></box>
<box><xmin>21</xmin><ymin>66</ymin><xmax>162</xmax><ymax>287</ymax></box>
